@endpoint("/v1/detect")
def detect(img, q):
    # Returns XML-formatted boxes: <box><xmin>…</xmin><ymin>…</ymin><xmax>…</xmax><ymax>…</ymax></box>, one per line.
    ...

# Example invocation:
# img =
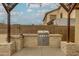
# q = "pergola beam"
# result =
<box><xmin>2</xmin><ymin>3</ymin><xmax>18</xmax><ymax>13</ymax></box>
<box><xmin>60</xmin><ymin>3</ymin><xmax>69</xmax><ymax>12</ymax></box>
<box><xmin>2</xmin><ymin>3</ymin><xmax>9</xmax><ymax>13</ymax></box>
<box><xmin>68</xmin><ymin>4</ymin><xmax>76</xmax><ymax>14</ymax></box>
<box><xmin>9</xmin><ymin>3</ymin><xmax>18</xmax><ymax>12</ymax></box>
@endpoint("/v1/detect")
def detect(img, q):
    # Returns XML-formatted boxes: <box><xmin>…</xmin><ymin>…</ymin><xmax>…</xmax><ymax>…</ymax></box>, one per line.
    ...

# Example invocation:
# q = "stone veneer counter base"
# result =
<box><xmin>0</xmin><ymin>34</ymin><xmax>62</xmax><ymax>56</ymax></box>
<box><xmin>61</xmin><ymin>41</ymin><xmax>79</xmax><ymax>56</ymax></box>
<box><xmin>0</xmin><ymin>41</ymin><xmax>16</xmax><ymax>56</ymax></box>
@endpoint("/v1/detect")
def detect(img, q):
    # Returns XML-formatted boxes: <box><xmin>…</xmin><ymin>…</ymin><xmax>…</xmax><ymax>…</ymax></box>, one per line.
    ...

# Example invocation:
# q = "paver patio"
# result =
<box><xmin>13</xmin><ymin>47</ymin><xmax>65</xmax><ymax>56</ymax></box>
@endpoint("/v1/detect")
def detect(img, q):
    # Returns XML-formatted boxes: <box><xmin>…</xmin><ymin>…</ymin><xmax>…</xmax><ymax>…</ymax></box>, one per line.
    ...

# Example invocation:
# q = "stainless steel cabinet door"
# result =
<box><xmin>38</xmin><ymin>34</ymin><xmax>49</xmax><ymax>46</ymax></box>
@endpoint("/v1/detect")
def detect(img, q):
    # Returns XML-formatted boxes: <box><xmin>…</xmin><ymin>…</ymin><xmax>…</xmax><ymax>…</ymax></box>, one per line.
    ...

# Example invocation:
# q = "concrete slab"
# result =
<box><xmin>13</xmin><ymin>47</ymin><xmax>65</xmax><ymax>56</ymax></box>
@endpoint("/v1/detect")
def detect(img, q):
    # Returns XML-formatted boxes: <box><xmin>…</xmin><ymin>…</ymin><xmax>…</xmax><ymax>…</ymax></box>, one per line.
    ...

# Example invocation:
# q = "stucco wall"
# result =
<box><xmin>43</xmin><ymin>9</ymin><xmax>59</xmax><ymax>25</ymax></box>
<box><xmin>43</xmin><ymin>7</ymin><xmax>76</xmax><ymax>25</ymax></box>
<box><xmin>58</xmin><ymin>7</ymin><xmax>76</xmax><ymax>19</ymax></box>
<box><xmin>46</xmin><ymin>10</ymin><xmax>58</xmax><ymax>23</ymax></box>
<box><xmin>75</xmin><ymin>9</ymin><xmax>79</xmax><ymax>43</ymax></box>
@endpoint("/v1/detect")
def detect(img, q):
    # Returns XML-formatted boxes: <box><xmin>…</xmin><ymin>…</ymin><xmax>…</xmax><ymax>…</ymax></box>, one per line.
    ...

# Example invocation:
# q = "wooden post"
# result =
<box><xmin>67</xmin><ymin>13</ymin><xmax>70</xmax><ymax>43</ymax></box>
<box><xmin>7</xmin><ymin>12</ymin><xmax>11</xmax><ymax>42</ymax></box>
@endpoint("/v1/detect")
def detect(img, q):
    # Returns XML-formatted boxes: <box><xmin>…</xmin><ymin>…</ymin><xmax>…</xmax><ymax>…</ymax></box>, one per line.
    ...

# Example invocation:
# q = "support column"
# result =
<box><xmin>7</xmin><ymin>12</ymin><xmax>11</xmax><ymax>43</ymax></box>
<box><xmin>67</xmin><ymin>13</ymin><xmax>71</xmax><ymax>43</ymax></box>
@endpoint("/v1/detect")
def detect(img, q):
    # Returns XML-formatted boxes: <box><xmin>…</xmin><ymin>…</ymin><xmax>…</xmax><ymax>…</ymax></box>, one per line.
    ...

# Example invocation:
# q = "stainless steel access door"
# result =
<box><xmin>38</xmin><ymin>33</ymin><xmax>49</xmax><ymax>46</ymax></box>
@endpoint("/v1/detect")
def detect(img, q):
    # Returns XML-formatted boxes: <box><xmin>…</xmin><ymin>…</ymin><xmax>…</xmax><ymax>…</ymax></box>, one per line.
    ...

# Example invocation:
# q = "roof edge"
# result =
<box><xmin>43</xmin><ymin>6</ymin><xmax>61</xmax><ymax>21</ymax></box>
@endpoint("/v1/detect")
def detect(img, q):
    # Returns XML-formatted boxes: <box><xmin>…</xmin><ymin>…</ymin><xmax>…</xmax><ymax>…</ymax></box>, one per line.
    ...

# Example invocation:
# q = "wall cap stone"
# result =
<box><xmin>23</xmin><ymin>34</ymin><xmax>62</xmax><ymax>37</ymax></box>
<box><xmin>49</xmin><ymin>34</ymin><xmax>62</xmax><ymax>37</ymax></box>
<box><xmin>23</xmin><ymin>34</ymin><xmax>37</xmax><ymax>37</ymax></box>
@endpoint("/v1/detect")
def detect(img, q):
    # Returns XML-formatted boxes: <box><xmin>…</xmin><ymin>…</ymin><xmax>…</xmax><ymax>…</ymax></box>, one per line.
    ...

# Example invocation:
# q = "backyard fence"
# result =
<box><xmin>0</xmin><ymin>24</ymin><xmax>75</xmax><ymax>42</ymax></box>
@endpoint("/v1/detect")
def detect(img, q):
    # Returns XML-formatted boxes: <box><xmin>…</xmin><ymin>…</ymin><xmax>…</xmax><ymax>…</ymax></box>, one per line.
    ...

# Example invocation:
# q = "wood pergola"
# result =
<box><xmin>1</xmin><ymin>3</ymin><xmax>77</xmax><ymax>43</ymax></box>
<box><xmin>60</xmin><ymin>3</ymin><xmax>77</xmax><ymax>43</ymax></box>
<box><xmin>2</xmin><ymin>3</ymin><xmax>18</xmax><ymax>42</ymax></box>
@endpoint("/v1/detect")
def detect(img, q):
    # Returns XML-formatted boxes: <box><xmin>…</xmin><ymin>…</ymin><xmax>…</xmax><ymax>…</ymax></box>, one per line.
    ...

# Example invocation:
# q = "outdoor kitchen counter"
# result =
<box><xmin>23</xmin><ymin>34</ymin><xmax>62</xmax><ymax>48</ymax></box>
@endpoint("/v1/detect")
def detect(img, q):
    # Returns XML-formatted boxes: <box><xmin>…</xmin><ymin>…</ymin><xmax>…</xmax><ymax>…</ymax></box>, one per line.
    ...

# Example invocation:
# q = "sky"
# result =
<box><xmin>0</xmin><ymin>3</ymin><xmax>59</xmax><ymax>25</ymax></box>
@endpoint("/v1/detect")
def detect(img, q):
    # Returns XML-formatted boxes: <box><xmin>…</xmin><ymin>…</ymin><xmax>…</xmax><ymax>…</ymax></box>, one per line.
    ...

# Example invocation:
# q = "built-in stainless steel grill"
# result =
<box><xmin>37</xmin><ymin>30</ymin><xmax>49</xmax><ymax>46</ymax></box>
